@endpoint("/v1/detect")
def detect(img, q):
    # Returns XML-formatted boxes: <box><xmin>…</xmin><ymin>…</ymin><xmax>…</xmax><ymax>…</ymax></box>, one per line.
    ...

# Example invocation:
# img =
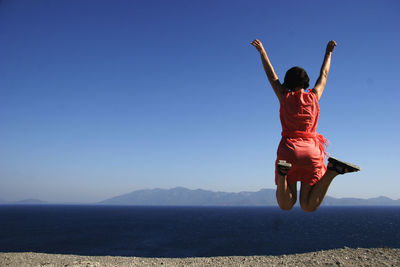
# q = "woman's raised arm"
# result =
<box><xmin>313</xmin><ymin>40</ymin><xmax>337</xmax><ymax>100</ymax></box>
<box><xmin>251</xmin><ymin>39</ymin><xmax>285</xmax><ymax>102</ymax></box>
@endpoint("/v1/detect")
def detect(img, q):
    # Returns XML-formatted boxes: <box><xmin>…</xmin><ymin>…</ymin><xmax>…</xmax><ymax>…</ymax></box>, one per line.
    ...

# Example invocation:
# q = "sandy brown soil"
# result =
<box><xmin>1</xmin><ymin>247</ymin><xmax>399</xmax><ymax>266</ymax></box>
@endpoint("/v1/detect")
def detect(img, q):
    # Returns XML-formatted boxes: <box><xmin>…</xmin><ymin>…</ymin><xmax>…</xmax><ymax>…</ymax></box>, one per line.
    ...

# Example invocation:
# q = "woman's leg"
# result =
<box><xmin>299</xmin><ymin>167</ymin><xmax>338</xmax><ymax>212</ymax></box>
<box><xmin>299</xmin><ymin>159</ymin><xmax>360</xmax><ymax>212</ymax></box>
<box><xmin>276</xmin><ymin>172</ymin><xmax>297</xmax><ymax>210</ymax></box>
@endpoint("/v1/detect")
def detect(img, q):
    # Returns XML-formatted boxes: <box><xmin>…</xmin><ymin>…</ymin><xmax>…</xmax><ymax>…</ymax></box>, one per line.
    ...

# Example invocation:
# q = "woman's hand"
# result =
<box><xmin>314</xmin><ymin>40</ymin><xmax>337</xmax><ymax>100</ymax></box>
<box><xmin>251</xmin><ymin>39</ymin><xmax>284</xmax><ymax>102</ymax></box>
<box><xmin>326</xmin><ymin>40</ymin><xmax>337</xmax><ymax>53</ymax></box>
<box><xmin>251</xmin><ymin>39</ymin><xmax>265</xmax><ymax>53</ymax></box>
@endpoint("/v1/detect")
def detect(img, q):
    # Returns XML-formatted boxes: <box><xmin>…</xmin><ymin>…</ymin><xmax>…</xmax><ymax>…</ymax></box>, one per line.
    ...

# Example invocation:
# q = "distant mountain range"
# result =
<box><xmin>98</xmin><ymin>187</ymin><xmax>277</xmax><ymax>206</ymax></box>
<box><xmin>2</xmin><ymin>188</ymin><xmax>400</xmax><ymax>206</ymax></box>
<box><xmin>98</xmin><ymin>187</ymin><xmax>400</xmax><ymax>206</ymax></box>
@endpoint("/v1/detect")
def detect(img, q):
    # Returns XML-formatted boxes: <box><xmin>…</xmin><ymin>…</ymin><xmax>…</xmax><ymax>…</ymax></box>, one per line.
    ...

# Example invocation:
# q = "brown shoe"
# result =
<box><xmin>277</xmin><ymin>160</ymin><xmax>292</xmax><ymax>176</ymax></box>
<box><xmin>327</xmin><ymin>157</ymin><xmax>360</xmax><ymax>174</ymax></box>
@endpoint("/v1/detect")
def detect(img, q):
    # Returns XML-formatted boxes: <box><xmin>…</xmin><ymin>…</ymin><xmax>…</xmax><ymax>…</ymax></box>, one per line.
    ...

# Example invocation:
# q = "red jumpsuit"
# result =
<box><xmin>275</xmin><ymin>89</ymin><xmax>328</xmax><ymax>186</ymax></box>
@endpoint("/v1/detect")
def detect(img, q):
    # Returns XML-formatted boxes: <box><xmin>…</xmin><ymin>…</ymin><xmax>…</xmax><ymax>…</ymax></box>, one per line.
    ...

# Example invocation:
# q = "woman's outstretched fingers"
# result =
<box><xmin>251</xmin><ymin>39</ymin><xmax>259</xmax><ymax>44</ymax></box>
<box><xmin>251</xmin><ymin>39</ymin><xmax>264</xmax><ymax>52</ymax></box>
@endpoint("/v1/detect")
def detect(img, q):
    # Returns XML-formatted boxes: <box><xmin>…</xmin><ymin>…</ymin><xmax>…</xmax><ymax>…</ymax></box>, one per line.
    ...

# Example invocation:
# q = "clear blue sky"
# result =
<box><xmin>1</xmin><ymin>0</ymin><xmax>399</xmax><ymax>203</ymax></box>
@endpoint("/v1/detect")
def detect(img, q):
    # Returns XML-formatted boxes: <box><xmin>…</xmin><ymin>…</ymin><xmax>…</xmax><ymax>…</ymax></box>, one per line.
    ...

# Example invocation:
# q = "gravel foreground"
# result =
<box><xmin>1</xmin><ymin>248</ymin><xmax>399</xmax><ymax>266</ymax></box>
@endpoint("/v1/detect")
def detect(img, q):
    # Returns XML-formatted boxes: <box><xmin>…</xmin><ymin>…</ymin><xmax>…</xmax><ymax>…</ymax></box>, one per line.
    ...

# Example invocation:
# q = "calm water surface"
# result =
<box><xmin>0</xmin><ymin>205</ymin><xmax>399</xmax><ymax>257</ymax></box>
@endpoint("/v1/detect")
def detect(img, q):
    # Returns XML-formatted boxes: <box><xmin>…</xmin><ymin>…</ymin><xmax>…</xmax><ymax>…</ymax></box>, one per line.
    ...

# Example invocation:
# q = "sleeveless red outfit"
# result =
<box><xmin>275</xmin><ymin>89</ymin><xmax>328</xmax><ymax>186</ymax></box>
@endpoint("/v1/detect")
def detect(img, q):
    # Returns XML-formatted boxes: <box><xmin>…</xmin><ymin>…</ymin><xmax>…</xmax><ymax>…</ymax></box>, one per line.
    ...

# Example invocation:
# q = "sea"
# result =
<box><xmin>0</xmin><ymin>205</ymin><xmax>399</xmax><ymax>258</ymax></box>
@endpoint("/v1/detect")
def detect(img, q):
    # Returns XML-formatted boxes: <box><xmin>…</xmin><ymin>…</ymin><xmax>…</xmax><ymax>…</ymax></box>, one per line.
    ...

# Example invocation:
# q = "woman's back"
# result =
<box><xmin>280</xmin><ymin>90</ymin><xmax>320</xmax><ymax>134</ymax></box>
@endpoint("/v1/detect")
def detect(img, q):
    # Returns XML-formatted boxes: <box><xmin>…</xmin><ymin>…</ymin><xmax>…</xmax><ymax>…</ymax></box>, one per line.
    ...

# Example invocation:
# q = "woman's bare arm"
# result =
<box><xmin>313</xmin><ymin>40</ymin><xmax>337</xmax><ymax>100</ymax></box>
<box><xmin>251</xmin><ymin>39</ymin><xmax>285</xmax><ymax>102</ymax></box>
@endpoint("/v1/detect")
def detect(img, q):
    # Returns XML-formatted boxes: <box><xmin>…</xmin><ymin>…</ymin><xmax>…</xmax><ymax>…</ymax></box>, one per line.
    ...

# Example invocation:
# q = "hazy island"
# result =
<box><xmin>3</xmin><ymin>187</ymin><xmax>400</xmax><ymax>206</ymax></box>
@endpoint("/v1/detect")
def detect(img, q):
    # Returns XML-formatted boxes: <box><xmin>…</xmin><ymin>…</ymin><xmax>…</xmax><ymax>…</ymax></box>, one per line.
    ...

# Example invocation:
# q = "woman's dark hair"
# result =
<box><xmin>283</xmin><ymin>66</ymin><xmax>310</xmax><ymax>91</ymax></box>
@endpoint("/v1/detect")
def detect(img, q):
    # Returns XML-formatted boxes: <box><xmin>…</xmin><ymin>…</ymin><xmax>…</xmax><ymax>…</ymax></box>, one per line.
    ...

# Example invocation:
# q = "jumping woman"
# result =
<box><xmin>251</xmin><ymin>39</ymin><xmax>360</xmax><ymax>212</ymax></box>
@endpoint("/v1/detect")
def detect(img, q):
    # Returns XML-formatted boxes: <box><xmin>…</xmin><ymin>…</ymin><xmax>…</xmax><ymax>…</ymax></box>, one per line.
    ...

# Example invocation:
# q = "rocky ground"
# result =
<box><xmin>1</xmin><ymin>247</ymin><xmax>399</xmax><ymax>266</ymax></box>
